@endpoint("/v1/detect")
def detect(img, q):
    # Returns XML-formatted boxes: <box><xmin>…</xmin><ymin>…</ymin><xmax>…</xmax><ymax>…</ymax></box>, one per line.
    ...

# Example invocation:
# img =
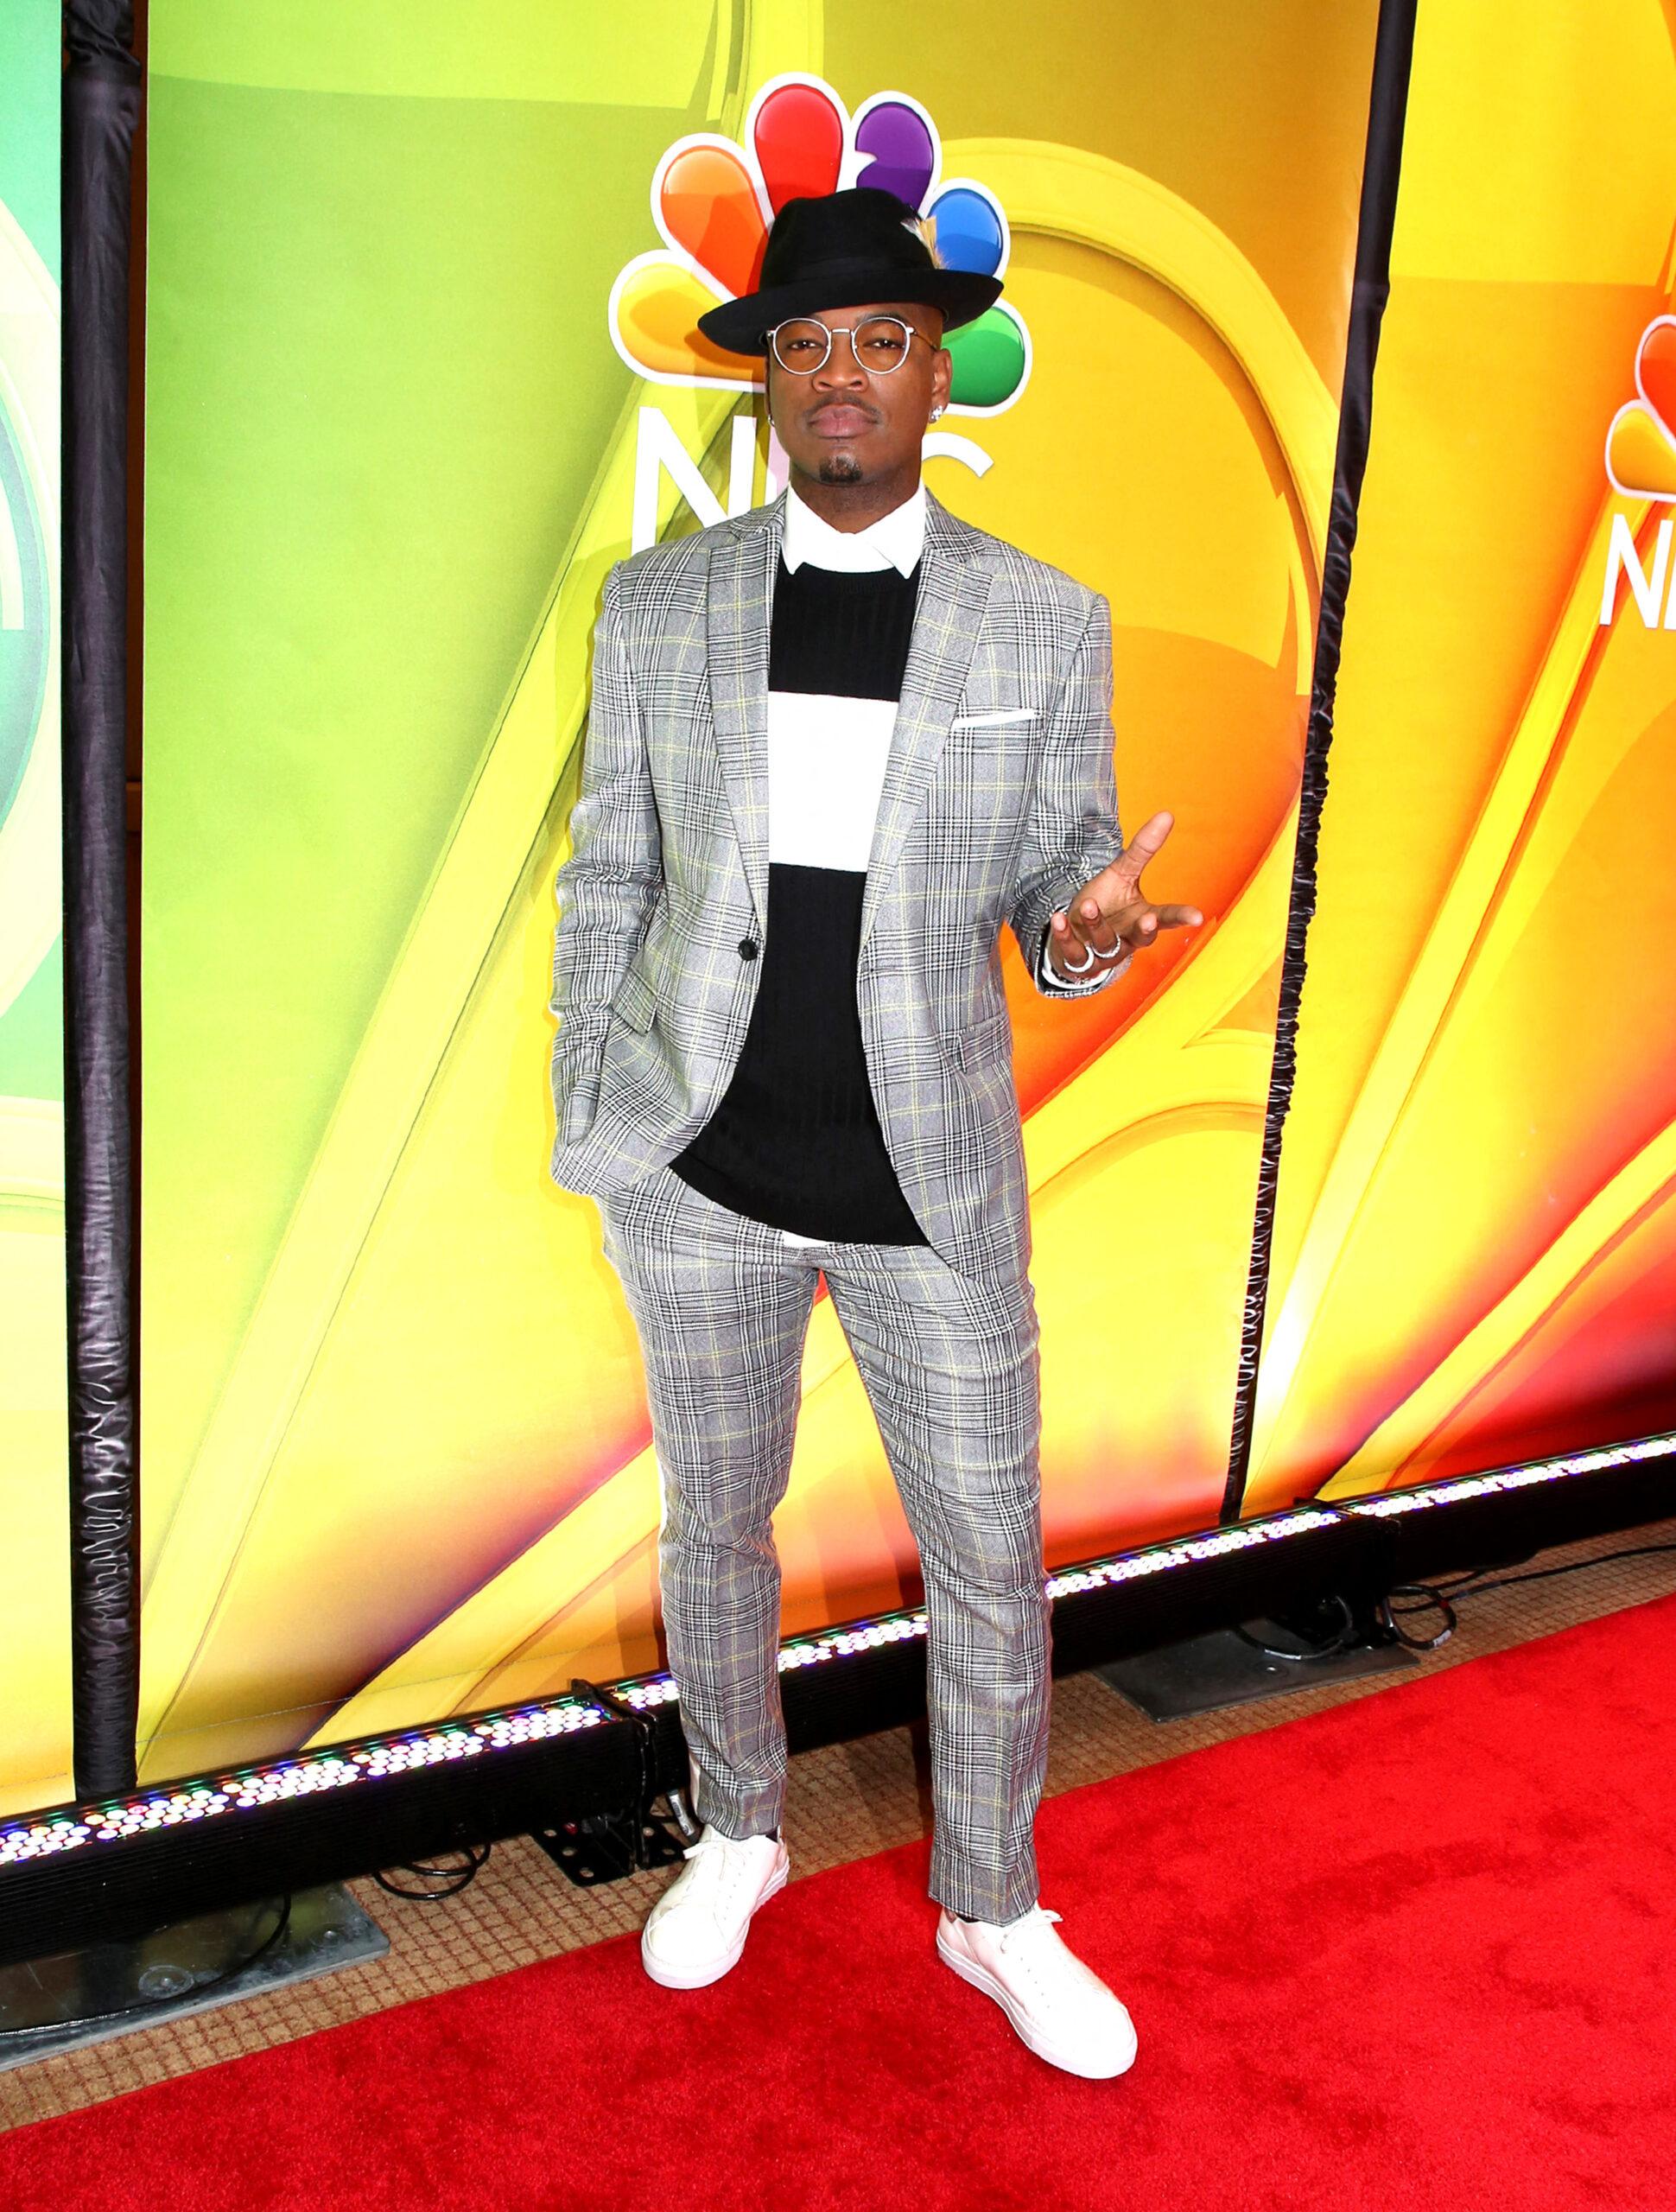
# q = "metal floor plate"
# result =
<box><xmin>1095</xmin><ymin>1622</ymin><xmax>1418</xmax><ymax>1722</ymax></box>
<box><xmin>0</xmin><ymin>1883</ymin><xmax>389</xmax><ymax>2071</ymax></box>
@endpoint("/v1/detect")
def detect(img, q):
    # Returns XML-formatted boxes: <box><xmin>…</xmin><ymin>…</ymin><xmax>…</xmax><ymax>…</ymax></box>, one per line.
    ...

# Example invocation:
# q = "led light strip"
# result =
<box><xmin>0</xmin><ymin>1700</ymin><xmax>606</xmax><ymax>1870</ymax></box>
<box><xmin>3</xmin><ymin>1431</ymin><xmax>1670</xmax><ymax>1872</ymax></box>
<box><xmin>1045</xmin><ymin>1506</ymin><xmax>1343</xmax><ymax>1599</ymax></box>
<box><xmin>1343</xmin><ymin>1436</ymin><xmax>1673</xmax><ymax>1517</ymax></box>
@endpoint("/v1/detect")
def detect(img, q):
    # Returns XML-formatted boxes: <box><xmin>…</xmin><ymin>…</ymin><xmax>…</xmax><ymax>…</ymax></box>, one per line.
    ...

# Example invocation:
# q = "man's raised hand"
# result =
<box><xmin>1046</xmin><ymin>810</ymin><xmax>1203</xmax><ymax>976</ymax></box>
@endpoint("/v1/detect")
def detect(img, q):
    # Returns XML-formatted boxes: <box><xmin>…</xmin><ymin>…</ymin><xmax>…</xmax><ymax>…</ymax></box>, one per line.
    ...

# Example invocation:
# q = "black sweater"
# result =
<box><xmin>669</xmin><ymin>551</ymin><xmax>930</xmax><ymax>1244</ymax></box>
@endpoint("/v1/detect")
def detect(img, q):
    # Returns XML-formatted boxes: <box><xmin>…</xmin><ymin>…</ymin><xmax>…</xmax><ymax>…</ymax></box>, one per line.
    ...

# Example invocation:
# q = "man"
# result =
<box><xmin>549</xmin><ymin>188</ymin><xmax>1199</xmax><ymax>2079</ymax></box>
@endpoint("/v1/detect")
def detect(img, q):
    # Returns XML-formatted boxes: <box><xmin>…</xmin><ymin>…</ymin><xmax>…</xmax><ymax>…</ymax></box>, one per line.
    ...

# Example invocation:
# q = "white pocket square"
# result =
<box><xmin>951</xmin><ymin>707</ymin><xmax>1038</xmax><ymax>727</ymax></box>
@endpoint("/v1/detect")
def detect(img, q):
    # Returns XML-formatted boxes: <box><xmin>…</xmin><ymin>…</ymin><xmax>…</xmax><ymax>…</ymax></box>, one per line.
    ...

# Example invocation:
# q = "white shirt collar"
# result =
<box><xmin>781</xmin><ymin>478</ymin><xmax>926</xmax><ymax>576</ymax></box>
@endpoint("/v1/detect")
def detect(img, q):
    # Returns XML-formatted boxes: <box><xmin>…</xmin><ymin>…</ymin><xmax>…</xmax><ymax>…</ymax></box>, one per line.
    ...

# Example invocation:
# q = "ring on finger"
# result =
<box><xmin>1057</xmin><ymin>934</ymin><xmax>1100</xmax><ymax>973</ymax></box>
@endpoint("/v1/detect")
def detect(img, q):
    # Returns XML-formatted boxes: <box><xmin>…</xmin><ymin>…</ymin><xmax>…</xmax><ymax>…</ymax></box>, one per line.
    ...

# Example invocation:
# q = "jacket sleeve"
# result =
<box><xmin>548</xmin><ymin>563</ymin><xmax>663</xmax><ymax>1142</ymax></box>
<box><xmin>1006</xmin><ymin>588</ymin><xmax>1131</xmax><ymax>999</ymax></box>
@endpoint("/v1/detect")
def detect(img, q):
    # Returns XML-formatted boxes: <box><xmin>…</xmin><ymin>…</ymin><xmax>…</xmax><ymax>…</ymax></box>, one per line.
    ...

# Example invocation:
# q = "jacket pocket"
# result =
<box><xmin>955</xmin><ymin>1004</ymin><xmax>1014</xmax><ymax>1074</ymax></box>
<box><xmin>951</xmin><ymin>707</ymin><xmax>1038</xmax><ymax>728</ymax></box>
<box><xmin>611</xmin><ymin>961</ymin><xmax>658</xmax><ymax>1034</ymax></box>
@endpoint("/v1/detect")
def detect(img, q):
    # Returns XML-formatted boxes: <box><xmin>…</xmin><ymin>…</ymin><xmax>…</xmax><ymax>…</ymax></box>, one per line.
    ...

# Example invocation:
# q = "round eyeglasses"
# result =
<box><xmin>765</xmin><ymin>315</ymin><xmax>936</xmax><ymax>377</ymax></box>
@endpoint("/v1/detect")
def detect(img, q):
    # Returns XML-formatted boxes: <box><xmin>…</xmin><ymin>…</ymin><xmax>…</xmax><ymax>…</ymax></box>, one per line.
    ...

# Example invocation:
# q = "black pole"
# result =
<box><xmin>1220</xmin><ymin>0</ymin><xmax>1419</xmax><ymax>1523</ymax></box>
<box><xmin>61</xmin><ymin>0</ymin><xmax>143</xmax><ymax>1799</ymax></box>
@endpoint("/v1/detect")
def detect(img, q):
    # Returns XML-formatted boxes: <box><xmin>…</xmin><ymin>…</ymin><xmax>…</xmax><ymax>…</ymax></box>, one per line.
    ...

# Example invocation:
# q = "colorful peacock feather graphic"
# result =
<box><xmin>609</xmin><ymin>74</ymin><xmax>1031</xmax><ymax>414</ymax></box>
<box><xmin>1604</xmin><ymin>315</ymin><xmax>1676</xmax><ymax>500</ymax></box>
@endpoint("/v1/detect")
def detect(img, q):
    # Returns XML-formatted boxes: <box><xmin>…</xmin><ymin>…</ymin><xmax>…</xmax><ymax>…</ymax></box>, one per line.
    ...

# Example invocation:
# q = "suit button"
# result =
<box><xmin>738</xmin><ymin>937</ymin><xmax>759</xmax><ymax>961</ymax></box>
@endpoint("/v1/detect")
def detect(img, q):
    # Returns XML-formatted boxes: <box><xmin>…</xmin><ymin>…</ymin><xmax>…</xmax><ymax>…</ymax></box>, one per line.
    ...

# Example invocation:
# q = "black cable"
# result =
<box><xmin>1381</xmin><ymin>1536</ymin><xmax>1676</xmax><ymax>1651</ymax></box>
<box><xmin>1230</xmin><ymin>1592</ymin><xmax>1362</xmax><ymax>1663</ymax></box>
<box><xmin>371</xmin><ymin>1843</ymin><xmax>493</xmax><ymax>1903</ymax></box>
<box><xmin>1378</xmin><ymin>1587</ymin><xmax>1458</xmax><ymax>1650</ymax></box>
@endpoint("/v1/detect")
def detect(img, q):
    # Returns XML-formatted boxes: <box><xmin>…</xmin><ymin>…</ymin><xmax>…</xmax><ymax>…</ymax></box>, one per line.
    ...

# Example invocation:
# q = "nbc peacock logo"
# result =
<box><xmin>1599</xmin><ymin>315</ymin><xmax>1676</xmax><ymax>628</ymax></box>
<box><xmin>611</xmin><ymin>73</ymin><xmax>1030</xmax><ymax>444</ymax></box>
<box><xmin>1604</xmin><ymin>315</ymin><xmax>1676</xmax><ymax>503</ymax></box>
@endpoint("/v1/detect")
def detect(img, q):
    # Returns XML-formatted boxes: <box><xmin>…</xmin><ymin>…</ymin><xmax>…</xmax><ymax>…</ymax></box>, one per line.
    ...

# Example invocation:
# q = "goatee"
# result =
<box><xmin>817</xmin><ymin>454</ymin><xmax>865</xmax><ymax>484</ymax></box>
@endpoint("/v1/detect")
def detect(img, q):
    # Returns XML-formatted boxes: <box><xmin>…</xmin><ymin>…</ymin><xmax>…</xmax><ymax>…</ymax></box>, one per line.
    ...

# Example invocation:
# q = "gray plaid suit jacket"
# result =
<box><xmin>548</xmin><ymin>482</ymin><xmax>1126</xmax><ymax>1281</ymax></box>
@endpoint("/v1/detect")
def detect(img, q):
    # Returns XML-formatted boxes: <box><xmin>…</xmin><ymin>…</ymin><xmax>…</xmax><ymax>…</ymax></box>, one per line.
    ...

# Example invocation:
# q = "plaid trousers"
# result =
<box><xmin>600</xmin><ymin>1161</ymin><xmax>1050</xmax><ymax>1925</ymax></box>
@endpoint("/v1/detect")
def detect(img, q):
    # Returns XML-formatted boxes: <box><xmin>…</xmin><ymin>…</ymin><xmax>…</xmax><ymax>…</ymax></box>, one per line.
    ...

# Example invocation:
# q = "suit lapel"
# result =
<box><xmin>860</xmin><ymin>487</ymin><xmax>993</xmax><ymax>953</ymax></box>
<box><xmin>706</xmin><ymin>490</ymin><xmax>784</xmax><ymax>937</ymax></box>
<box><xmin>704</xmin><ymin>480</ymin><xmax>994</xmax><ymax>948</ymax></box>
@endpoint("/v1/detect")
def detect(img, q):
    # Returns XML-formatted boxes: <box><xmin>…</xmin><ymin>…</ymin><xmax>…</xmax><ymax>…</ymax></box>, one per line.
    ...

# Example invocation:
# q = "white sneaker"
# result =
<box><xmin>936</xmin><ymin>1904</ymin><xmax>1138</xmax><ymax>2079</ymax></box>
<box><xmin>639</xmin><ymin>1824</ymin><xmax>789</xmax><ymax>1990</ymax></box>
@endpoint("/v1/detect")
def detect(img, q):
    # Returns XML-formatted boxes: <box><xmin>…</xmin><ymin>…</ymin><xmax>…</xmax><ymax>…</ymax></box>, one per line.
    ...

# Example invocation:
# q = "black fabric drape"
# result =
<box><xmin>62</xmin><ymin>0</ymin><xmax>143</xmax><ymax>1799</ymax></box>
<box><xmin>1220</xmin><ymin>0</ymin><xmax>1419</xmax><ymax>1522</ymax></box>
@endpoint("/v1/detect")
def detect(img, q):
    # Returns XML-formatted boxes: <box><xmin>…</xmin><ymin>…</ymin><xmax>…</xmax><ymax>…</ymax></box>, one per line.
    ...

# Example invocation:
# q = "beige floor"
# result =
<box><xmin>4</xmin><ymin>1516</ymin><xmax>1673</xmax><ymax>2131</ymax></box>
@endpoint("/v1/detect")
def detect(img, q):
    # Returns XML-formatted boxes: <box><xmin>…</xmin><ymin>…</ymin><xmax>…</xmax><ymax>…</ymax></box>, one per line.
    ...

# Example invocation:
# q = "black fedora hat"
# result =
<box><xmin>695</xmin><ymin>185</ymin><xmax>1003</xmax><ymax>359</ymax></box>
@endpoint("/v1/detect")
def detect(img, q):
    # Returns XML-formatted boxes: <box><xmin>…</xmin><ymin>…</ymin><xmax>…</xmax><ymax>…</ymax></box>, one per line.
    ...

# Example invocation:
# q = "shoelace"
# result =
<box><xmin>668</xmin><ymin>1829</ymin><xmax>758</xmax><ymax>1927</ymax></box>
<box><xmin>989</xmin><ymin>1906</ymin><xmax>1092</xmax><ymax>2004</ymax></box>
<box><xmin>987</xmin><ymin>1905</ymin><xmax>1060</xmax><ymax>1939</ymax></box>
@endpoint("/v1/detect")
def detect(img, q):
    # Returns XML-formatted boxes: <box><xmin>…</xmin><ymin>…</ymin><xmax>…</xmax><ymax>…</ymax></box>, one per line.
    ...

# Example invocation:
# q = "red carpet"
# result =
<box><xmin>4</xmin><ymin>1595</ymin><xmax>1674</xmax><ymax>2212</ymax></box>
